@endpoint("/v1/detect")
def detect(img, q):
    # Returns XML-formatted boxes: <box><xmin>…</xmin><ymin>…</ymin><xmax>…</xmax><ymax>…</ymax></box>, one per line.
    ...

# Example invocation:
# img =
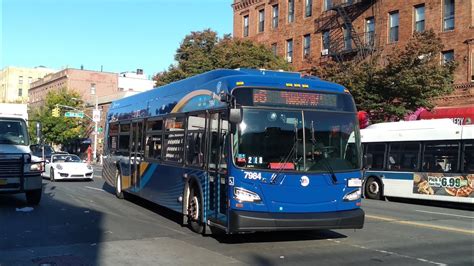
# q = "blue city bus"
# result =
<box><xmin>102</xmin><ymin>69</ymin><xmax>364</xmax><ymax>234</ymax></box>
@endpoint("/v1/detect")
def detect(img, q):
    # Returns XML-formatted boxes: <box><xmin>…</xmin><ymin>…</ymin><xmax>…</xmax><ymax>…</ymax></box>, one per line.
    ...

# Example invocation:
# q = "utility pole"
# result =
<box><xmin>90</xmin><ymin>83</ymin><xmax>99</xmax><ymax>163</ymax></box>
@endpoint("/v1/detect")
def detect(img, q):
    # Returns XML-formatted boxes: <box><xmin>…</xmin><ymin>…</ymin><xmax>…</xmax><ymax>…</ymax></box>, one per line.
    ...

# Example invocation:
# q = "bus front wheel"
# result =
<box><xmin>365</xmin><ymin>177</ymin><xmax>382</xmax><ymax>200</ymax></box>
<box><xmin>187</xmin><ymin>186</ymin><xmax>204</xmax><ymax>234</ymax></box>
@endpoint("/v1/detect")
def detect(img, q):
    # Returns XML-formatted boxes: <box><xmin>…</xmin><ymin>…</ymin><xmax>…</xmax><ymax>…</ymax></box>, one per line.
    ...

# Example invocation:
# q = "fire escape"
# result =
<box><xmin>315</xmin><ymin>0</ymin><xmax>377</xmax><ymax>64</ymax></box>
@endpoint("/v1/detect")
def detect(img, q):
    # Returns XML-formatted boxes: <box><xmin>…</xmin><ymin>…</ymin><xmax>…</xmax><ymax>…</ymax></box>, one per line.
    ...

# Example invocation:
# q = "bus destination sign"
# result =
<box><xmin>253</xmin><ymin>89</ymin><xmax>337</xmax><ymax>108</ymax></box>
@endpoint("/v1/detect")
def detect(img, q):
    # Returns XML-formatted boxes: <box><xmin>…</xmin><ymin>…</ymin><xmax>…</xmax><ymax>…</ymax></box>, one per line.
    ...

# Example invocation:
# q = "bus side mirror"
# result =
<box><xmin>229</xmin><ymin>108</ymin><xmax>242</xmax><ymax>124</ymax></box>
<box><xmin>363</xmin><ymin>153</ymin><xmax>373</xmax><ymax>169</ymax></box>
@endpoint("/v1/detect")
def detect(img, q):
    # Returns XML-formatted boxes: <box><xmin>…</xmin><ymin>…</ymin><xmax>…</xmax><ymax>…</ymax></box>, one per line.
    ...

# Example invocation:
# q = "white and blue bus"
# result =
<box><xmin>361</xmin><ymin>119</ymin><xmax>473</xmax><ymax>204</ymax></box>
<box><xmin>102</xmin><ymin>69</ymin><xmax>365</xmax><ymax>234</ymax></box>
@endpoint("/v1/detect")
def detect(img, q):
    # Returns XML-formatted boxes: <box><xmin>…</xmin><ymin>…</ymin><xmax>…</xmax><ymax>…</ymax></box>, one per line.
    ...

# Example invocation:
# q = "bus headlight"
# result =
<box><xmin>234</xmin><ymin>187</ymin><xmax>261</xmax><ymax>203</ymax></box>
<box><xmin>343</xmin><ymin>189</ymin><xmax>361</xmax><ymax>201</ymax></box>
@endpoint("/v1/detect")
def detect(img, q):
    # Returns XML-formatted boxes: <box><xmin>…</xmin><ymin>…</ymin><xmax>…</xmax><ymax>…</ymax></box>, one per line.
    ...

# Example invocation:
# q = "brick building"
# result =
<box><xmin>232</xmin><ymin>0</ymin><xmax>474</xmax><ymax>108</ymax></box>
<box><xmin>29</xmin><ymin>68</ymin><xmax>154</xmax><ymax>155</ymax></box>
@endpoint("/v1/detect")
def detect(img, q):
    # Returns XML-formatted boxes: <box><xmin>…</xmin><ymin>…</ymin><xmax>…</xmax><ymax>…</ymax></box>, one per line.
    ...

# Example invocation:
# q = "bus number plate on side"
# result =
<box><xmin>244</xmin><ymin>172</ymin><xmax>262</xmax><ymax>180</ymax></box>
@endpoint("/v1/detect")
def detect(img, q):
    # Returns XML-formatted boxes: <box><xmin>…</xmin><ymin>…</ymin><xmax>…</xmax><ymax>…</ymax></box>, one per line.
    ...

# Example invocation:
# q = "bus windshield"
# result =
<box><xmin>0</xmin><ymin>119</ymin><xmax>29</xmax><ymax>146</ymax></box>
<box><xmin>233</xmin><ymin>108</ymin><xmax>360</xmax><ymax>172</ymax></box>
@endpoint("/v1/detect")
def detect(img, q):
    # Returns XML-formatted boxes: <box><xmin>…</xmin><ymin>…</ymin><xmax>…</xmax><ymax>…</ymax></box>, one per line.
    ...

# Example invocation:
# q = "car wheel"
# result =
<box><xmin>26</xmin><ymin>189</ymin><xmax>42</xmax><ymax>205</ymax></box>
<box><xmin>115</xmin><ymin>169</ymin><xmax>124</xmax><ymax>199</ymax></box>
<box><xmin>365</xmin><ymin>177</ymin><xmax>382</xmax><ymax>200</ymax></box>
<box><xmin>50</xmin><ymin>170</ymin><xmax>55</xmax><ymax>182</ymax></box>
<box><xmin>187</xmin><ymin>186</ymin><xmax>204</xmax><ymax>234</ymax></box>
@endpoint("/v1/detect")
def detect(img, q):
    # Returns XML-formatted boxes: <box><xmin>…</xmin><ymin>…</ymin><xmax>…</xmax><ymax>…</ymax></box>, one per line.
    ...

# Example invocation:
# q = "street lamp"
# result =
<box><xmin>90</xmin><ymin>83</ymin><xmax>99</xmax><ymax>163</ymax></box>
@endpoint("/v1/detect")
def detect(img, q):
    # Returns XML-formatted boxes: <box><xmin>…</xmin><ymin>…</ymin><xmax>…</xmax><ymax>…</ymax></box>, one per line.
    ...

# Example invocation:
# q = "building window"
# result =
<box><xmin>271</xmin><ymin>43</ymin><xmax>277</xmax><ymax>56</ymax></box>
<box><xmin>471</xmin><ymin>51</ymin><xmax>474</xmax><ymax>82</ymax></box>
<box><xmin>28</xmin><ymin>77</ymin><xmax>32</xmax><ymax>84</ymax></box>
<box><xmin>305</xmin><ymin>0</ymin><xmax>312</xmax><ymax>17</ymax></box>
<box><xmin>18</xmin><ymin>76</ymin><xmax>23</xmax><ymax>84</ymax></box>
<box><xmin>323</xmin><ymin>0</ymin><xmax>332</xmax><ymax>11</ymax></box>
<box><xmin>286</xmin><ymin>39</ymin><xmax>293</xmax><ymax>63</ymax></box>
<box><xmin>389</xmin><ymin>11</ymin><xmax>399</xmax><ymax>43</ymax></box>
<box><xmin>442</xmin><ymin>50</ymin><xmax>454</xmax><ymax>64</ymax></box>
<box><xmin>18</xmin><ymin>88</ymin><xmax>22</xmax><ymax>97</ymax></box>
<box><xmin>272</xmin><ymin>5</ymin><xmax>279</xmax><ymax>28</ymax></box>
<box><xmin>288</xmin><ymin>0</ymin><xmax>294</xmax><ymax>23</ymax></box>
<box><xmin>365</xmin><ymin>17</ymin><xmax>375</xmax><ymax>46</ymax></box>
<box><xmin>414</xmin><ymin>5</ymin><xmax>425</xmax><ymax>32</ymax></box>
<box><xmin>322</xmin><ymin>30</ymin><xmax>330</xmax><ymax>51</ymax></box>
<box><xmin>343</xmin><ymin>27</ymin><xmax>352</xmax><ymax>50</ymax></box>
<box><xmin>443</xmin><ymin>0</ymin><xmax>454</xmax><ymax>31</ymax></box>
<box><xmin>243</xmin><ymin>15</ymin><xmax>249</xmax><ymax>37</ymax></box>
<box><xmin>303</xmin><ymin>34</ymin><xmax>311</xmax><ymax>57</ymax></box>
<box><xmin>258</xmin><ymin>9</ymin><xmax>265</xmax><ymax>32</ymax></box>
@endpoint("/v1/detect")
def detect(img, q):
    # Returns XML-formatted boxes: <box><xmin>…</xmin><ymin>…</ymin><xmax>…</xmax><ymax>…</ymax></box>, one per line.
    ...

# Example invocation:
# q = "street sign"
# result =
<box><xmin>65</xmin><ymin>111</ymin><xmax>84</xmax><ymax>118</ymax></box>
<box><xmin>93</xmin><ymin>109</ymin><xmax>101</xmax><ymax>122</ymax></box>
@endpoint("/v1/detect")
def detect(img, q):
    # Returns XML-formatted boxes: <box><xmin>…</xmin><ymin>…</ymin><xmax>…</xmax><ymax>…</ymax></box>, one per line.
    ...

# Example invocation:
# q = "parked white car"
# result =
<box><xmin>43</xmin><ymin>154</ymin><xmax>93</xmax><ymax>181</ymax></box>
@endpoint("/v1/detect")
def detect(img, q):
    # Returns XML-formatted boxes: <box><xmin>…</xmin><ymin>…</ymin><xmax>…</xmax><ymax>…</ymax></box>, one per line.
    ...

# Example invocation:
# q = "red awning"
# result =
<box><xmin>419</xmin><ymin>107</ymin><xmax>474</xmax><ymax>125</ymax></box>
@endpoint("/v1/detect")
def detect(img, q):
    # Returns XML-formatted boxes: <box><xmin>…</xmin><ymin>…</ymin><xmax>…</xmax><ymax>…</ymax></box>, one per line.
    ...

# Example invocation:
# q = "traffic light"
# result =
<box><xmin>52</xmin><ymin>107</ymin><xmax>60</xmax><ymax>117</ymax></box>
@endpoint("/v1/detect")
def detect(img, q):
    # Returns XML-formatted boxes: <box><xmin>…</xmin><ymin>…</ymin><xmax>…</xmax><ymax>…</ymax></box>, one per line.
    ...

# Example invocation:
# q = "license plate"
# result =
<box><xmin>348</xmin><ymin>178</ymin><xmax>362</xmax><ymax>187</ymax></box>
<box><xmin>0</xmin><ymin>179</ymin><xmax>7</xmax><ymax>185</ymax></box>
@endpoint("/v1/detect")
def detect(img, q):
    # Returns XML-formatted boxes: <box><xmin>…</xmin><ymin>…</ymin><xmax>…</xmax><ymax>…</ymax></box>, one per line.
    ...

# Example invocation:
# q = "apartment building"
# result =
<box><xmin>233</xmin><ymin>0</ymin><xmax>474</xmax><ymax>107</ymax></box>
<box><xmin>0</xmin><ymin>66</ymin><xmax>56</xmax><ymax>103</ymax></box>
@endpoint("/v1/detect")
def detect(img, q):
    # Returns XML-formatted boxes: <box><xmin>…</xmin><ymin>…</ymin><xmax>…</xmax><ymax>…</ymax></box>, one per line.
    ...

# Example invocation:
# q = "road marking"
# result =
<box><xmin>415</xmin><ymin>209</ymin><xmax>474</xmax><ymax>219</ymax></box>
<box><xmin>85</xmin><ymin>186</ymin><xmax>106</xmax><ymax>193</ymax></box>
<box><xmin>327</xmin><ymin>239</ymin><xmax>446</xmax><ymax>266</ymax></box>
<box><xmin>366</xmin><ymin>214</ymin><xmax>473</xmax><ymax>235</ymax></box>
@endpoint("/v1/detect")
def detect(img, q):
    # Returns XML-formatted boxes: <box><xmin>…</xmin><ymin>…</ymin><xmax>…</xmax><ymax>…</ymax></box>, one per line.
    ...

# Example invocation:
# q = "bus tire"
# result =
<box><xmin>26</xmin><ymin>189</ymin><xmax>42</xmax><ymax>205</ymax></box>
<box><xmin>188</xmin><ymin>186</ymin><xmax>204</xmax><ymax>234</ymax></box>
<box><xmin>365</xmin><ymin>177</ymin><xmax>382</xmax><ymax>200</ymax></box>
<box><xmin>115</xmin><ymin>169</ymin><xmax>124</xmax><ymax>199</ymax></box>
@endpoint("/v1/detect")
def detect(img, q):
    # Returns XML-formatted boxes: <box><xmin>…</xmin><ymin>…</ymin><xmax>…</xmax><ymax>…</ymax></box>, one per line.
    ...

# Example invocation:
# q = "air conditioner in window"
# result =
<box><xmin>287</xmin><ymin>56</ymin><xmax>292</xmax><ymax>63</ymax></box>
<box><xmin>321</xmin><ymin>49</ymin><xmax>329</xmax><ymax>56</ymax></box>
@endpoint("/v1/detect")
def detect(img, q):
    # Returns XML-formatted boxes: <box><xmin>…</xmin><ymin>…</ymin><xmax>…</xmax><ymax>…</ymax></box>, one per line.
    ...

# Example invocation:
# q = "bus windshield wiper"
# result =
<box><xmin>270</xmin><ymin>124</ymin><xmax>300</xmax><ymax>184</ymax></box>
<box><xmin>310</xmin><ymin>138</ymin><xmax>338</xmax><ymax>185</ymax></box>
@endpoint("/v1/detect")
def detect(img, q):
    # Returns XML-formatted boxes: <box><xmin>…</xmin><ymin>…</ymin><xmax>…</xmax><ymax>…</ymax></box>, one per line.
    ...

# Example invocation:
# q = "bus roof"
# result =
<box><xmin>107</xmin><ymin>68</ymin><xmax>347</xmax><ymax>122</ymax></box>
<box><xmin>361</xmin><ymin>119</ymin><xmax>473</xmax><ymax>142</ymax></box>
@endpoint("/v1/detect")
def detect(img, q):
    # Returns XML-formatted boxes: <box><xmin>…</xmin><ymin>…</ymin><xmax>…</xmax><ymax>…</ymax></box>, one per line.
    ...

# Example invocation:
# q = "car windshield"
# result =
<box><xmin>52</xmin><ymin>155</ymin><xmax>81</xmax><ymax>163</ymax></box>
<box><xmin>0</xmin><ymin>119</ymin><xmax>29</xmax><ymax>145</ymax></box>
<box><xmin>233</xmin><ymin>108</ymin><xmax>361</xmax><ymax>172</ymax></box>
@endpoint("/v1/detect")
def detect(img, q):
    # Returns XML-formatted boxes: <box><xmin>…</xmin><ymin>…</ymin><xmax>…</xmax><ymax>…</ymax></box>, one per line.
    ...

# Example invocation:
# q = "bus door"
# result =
<box><xmin>130</xmin><ymin>120</ymin><xmax>144</xmax><ymax>189</ymax></box>
<box><xmin>207</xmin><ymin>112</ymin><xmax>229</xmax><ymax>226</ymax></box>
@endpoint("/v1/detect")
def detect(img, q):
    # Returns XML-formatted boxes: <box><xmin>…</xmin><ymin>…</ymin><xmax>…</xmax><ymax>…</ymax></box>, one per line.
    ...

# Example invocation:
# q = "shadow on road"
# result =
<box><xmin>211</xmin><ymin>229</ymin><xmax>347</xmax><ymax>244</ymax></box>
<box><xmin>0</xmin><ymin>180</ymin><xmax>104</xmax><ymax>266</ymax></box>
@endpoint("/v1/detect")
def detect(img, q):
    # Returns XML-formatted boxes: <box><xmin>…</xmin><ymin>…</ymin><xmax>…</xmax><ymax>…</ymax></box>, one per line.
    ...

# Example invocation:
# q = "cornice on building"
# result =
<box><xmin>232</xmin><ymin>0</ymin><xmax>263</xmax><ymax>11</ymax></box>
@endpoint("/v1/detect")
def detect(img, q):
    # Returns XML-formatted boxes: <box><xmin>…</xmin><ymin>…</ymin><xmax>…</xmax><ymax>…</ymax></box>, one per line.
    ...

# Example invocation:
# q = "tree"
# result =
<box><xmin>314</xmin><ymin>30</ymin><xmax>456</xmax><ymax>122</ymax></box>
<box><xmin>29</xmin><ymin>89</ymin><xmax>86</xmax><ymax>146</ymax></box>
<box><xmin>154</xmin><ymin>29</ymin><xmax>291</xmax><ymax>86</ymax></box>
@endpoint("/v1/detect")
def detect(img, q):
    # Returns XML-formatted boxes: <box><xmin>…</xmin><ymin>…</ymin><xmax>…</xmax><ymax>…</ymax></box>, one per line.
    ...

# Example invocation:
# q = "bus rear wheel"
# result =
<box><xmin>365</xmin><ymin>177</ymin><xmax>382</xmax><ymax>200</ymax></box>
<box><xmin>188</xmin><ymin>187</ymin><xmax>204</xmax><ymax>234</ymax></box>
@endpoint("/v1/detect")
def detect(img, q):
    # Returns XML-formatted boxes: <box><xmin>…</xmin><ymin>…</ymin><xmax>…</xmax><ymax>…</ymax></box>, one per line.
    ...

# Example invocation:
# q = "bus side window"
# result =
<box><xmin>422</xmin><ymin>141</ymin><xmax>459</xmax><ymax>173</ymax></box>
<box><xmin>186</xmin><ymin>113</ymin><xmax>206</xmax><ymax>168</ymax></box>
<box><xmin>463</xmin><ymin>141</ymin><xmax>474</xmax><ymax>173</ymax></box>
<box><xmin>365</xmin><ymin>143</ymin><xmax>385</xmax><ymax>170</ymax></box>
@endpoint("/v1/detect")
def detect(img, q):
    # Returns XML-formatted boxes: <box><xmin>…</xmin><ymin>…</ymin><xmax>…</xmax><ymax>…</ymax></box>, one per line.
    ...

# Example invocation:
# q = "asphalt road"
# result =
<box><xmin>0</xmin><ymin>167</ymin><xmax>472</xmax><ymax>266</ymax></box>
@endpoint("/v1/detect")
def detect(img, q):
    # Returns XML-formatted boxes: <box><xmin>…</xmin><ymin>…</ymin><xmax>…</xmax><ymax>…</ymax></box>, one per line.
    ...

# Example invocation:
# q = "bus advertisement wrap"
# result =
<box><xmin>414</xmin><ymin>173</ymin><xmax>473</xmax><ymax>197</ymax></box>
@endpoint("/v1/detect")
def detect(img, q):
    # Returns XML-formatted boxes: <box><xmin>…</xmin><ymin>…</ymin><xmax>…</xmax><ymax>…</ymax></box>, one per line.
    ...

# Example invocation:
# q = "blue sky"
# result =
<box><xmin>1</xmin><ymin>0</ymin><xmax>233</xmax><ymax>77</ymax></box>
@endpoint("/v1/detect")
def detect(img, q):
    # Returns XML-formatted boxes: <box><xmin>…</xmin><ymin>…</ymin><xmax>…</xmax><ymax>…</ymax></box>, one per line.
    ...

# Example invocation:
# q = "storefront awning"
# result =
<box><xmin>419</xmin><ymin>107</ymin><xmax>474</xmax><ymax>125</ymax></box>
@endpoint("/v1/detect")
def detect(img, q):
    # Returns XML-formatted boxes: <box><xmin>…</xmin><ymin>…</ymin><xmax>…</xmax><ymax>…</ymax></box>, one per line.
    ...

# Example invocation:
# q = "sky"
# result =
<box><xmin>1</xmin><ymin>0</ymin><xmax>233</xmax><ymax>77</ymax></box>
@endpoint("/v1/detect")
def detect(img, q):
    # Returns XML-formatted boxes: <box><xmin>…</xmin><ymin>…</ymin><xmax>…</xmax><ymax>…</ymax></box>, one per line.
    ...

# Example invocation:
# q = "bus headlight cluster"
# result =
<box><xmin>233</xmin><ymin>187</ymin><xmax>261</xmax><ymax>203</ymax></box>
<box><xmin>343</xmin><ymin>189</ymin><xmax>361</xmax><ymax>201</ymax></box>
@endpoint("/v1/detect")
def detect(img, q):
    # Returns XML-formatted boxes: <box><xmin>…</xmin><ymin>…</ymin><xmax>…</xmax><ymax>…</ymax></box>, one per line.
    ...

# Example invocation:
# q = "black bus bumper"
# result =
<box><xmin>229</xmin><ymin>208</ymin><xmax>364</xmax><ymax>233</ymax></box>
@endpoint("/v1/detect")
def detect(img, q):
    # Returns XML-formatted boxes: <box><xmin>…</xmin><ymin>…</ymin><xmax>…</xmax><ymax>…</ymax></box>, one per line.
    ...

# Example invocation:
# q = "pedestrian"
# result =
<box><xmin>87</xmin><ymin>145</ymin><xmax>92</xmax><ymax>164</ymax></box>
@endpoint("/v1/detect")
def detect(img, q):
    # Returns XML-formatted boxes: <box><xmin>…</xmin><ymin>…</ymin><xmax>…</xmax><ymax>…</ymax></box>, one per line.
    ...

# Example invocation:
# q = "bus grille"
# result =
<box><xmin>0</xmin><ymin>155</ymin><xmax>23</xmax><ymax>177</ymax></box>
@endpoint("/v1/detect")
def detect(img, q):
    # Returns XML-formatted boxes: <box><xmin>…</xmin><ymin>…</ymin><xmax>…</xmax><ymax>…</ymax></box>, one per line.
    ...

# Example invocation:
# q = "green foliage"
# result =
<box><xmin>29</xmin><ymin>89</ymin><xmax>86</xmax><ymax>145</ymax></box>
<box><xmin>154</xmin><ymin>29</ymin><xmax>291</xmax><ymax>86</ymax></box>
<box><xmin>314</xmin><ymin>30</ymin><xmax>456</xmax><ymax>122</ymax></box>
